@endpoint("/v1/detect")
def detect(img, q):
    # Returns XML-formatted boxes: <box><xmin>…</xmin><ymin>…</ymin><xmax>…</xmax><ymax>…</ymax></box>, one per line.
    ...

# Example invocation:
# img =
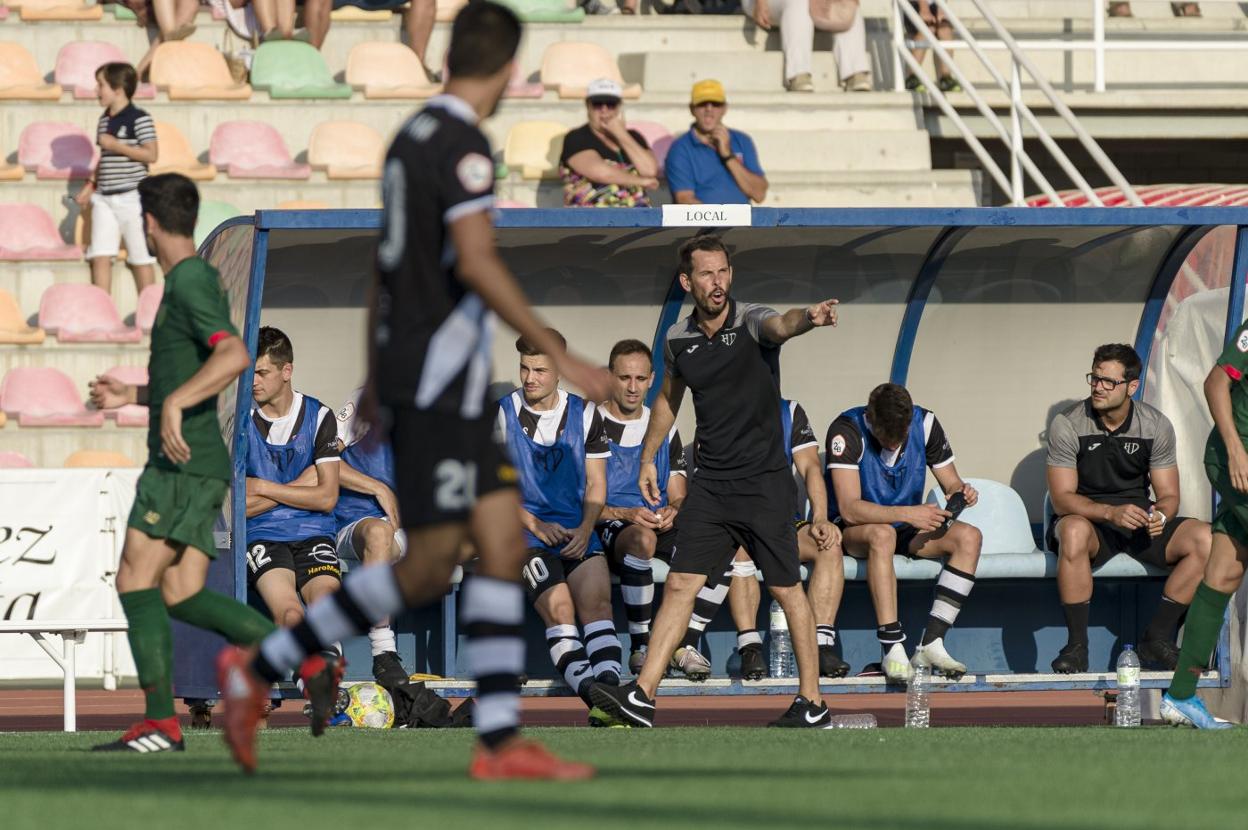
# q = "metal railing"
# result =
<box><xmin>891</xmin><ymin>0</ymin><xmax>1144</xmax><ymax>206</ymax></box>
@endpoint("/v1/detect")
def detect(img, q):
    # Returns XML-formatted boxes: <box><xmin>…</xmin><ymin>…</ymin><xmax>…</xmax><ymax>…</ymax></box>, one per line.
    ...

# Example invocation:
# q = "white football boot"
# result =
<box><xmin>881</xmin><ymin>642</ymin><xmax>913</xmax><ymax>683</ymax></box>
<box><xmin>912</xmin><ymin>637</ymin><xmax>967</xmax><ymax>679</ymax></box>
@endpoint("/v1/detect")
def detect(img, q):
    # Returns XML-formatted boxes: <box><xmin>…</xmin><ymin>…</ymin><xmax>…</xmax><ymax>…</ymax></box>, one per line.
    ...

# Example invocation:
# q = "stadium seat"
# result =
<box><xmin>0</xmin><ymin>450</ymin><xmax>35</xmax><ymax>468</ymax></box>
<box><xmin>497</xmin><ymin>0</ymin><xmax>585</xmax><ymax>22</ymax></box>
<box><xmin>0</xmin><ymin>43</ymin><xmax>63</xmax><ymax>100</ymax></box>
<box><xmin>435</xmin><ymin>0</ymin><xmax>467</xmax><ymax>21</ymax></box>
<box><xmin>496</xmin><ymin>199</ymin><xmax>532</xmax><ymax>208</ymax></box>
<box><xmin>102</xmin><ymin>366</ymin><xmax>150</xmax><ymax>427</ymax></box>
<box><xmin>0</xmin><ymin>144</ymin><xmax>21</xmax><ymax>181</ymax></box>
<box><xmin>135</xmin><ymin>284</ymin><xmax>162</xmax><ymax>334</ymax></box>
<box><xmin>250</xmin><ymin>41</ymin><xmax>351</xmax><ymax>99</ymax></box>
<box><xmin>149</xmin><ymin>122</ymin><xmax>217</xmax><ymax>180</ymax></box>
<box><xmin>0</xmin><ymin>204</ymin><xmax>80</xmax><ymax>261</ymax></box>
<box><xmin>56</xmin><ymin>42</ymin><xmax>156</xmax><ymax>100</ymax></box>
<box><xmin>505</xmin><ymin>63</ymin><xmax>545</xmax><ymax>99</ymax></box>
<box><xmin>194</xmin><ymin>200</ymin><xmax>242</xmax><ymax>248</ymax></box>
<box><xmin>150</xmin><ymin>42</ymin><xmax>252</xmax><ymax>100</ymax></box>
<box><xmin>503</xmin><ymin>121</ymin><xmax>567</xmax><ymax>180</ymax></box>
<box><xmin>38</xmin><ymin>284</ymin><xmax>142</xmax><ymax>343</ymax></box>
<box><xmin>0</xmin><ymin>367</ymin><xmax>105</xmax><ymax>427</ymax></box>
<box><xmin>0</xmin><ymin>288</ymin><xmax>46</xmax><ymax>344</ymax></box>
<box><xmin>16</xmin><ymin>0</ymin><xmax>102</xmax><ymax>20</ymax></box>
<box><xmin>330</xmin><ymin>3</ymin><xmax>393</xmax><ymax>20</ymax></box>
<box><xmin>627</xmin><ymin>121</ymin><xmax>673</xmax><ymax>173</ymax></box>
<box><xmin>0</xmin><ymin>6</ymin><xmax>8</xmax><ymax>20</ymax></box>
<box><xmin>346</xmin><ymin>42</ymin><xmax>440</xmax><ymax>99</ymax></box>
<box><xmin>18</xmin><ymin>122</ymin><xmax>98</xmax><ymax>180</ymax></box>
<box><xmin>308</xmin><ymin>121</ymin><xmax>384</xmax><ymax>179</ymax></box>
<box><xmin>277</xmin><ymin>199</ymin><xmax>330</xmax><ymax>209</ymax></box>
<box><xmin>926</xmin><ymin>478</ymin><xmax>1039</xmax><ymax>556</ymax></box>
<box><xmin>540</xmin><ymin>43</ymin><xmax>641</xmax><ymax>100</ymax></box>
<box><xmin>209</xmin><ymin>122</ymin><xmax>311</xmax><ymax>179</ymax></box>
<box><xmin>64</xmin><ymin>449</ymin><xmax>135</xmax><ymax>467</ymax></box>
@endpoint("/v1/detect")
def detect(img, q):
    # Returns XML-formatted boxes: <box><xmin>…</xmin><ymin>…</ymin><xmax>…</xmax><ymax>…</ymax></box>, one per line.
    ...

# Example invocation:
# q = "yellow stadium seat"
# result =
<box><xmin>346</xmin><ymin>42</ymin><xmax>440</xmax><ymax>99</ymax></box>
<box><xmin>149</xmin><ymin>122</ymin><xmax>217</xmax><ymax>180</ymax></box>
<box><xmin>0</xmin><ymin>289</ymin><xmax>44</xmax><ymax>345</ymax></box>
<box><xmin>504</xmin><ymin>121</ymin><xmax>567</xmax><ymax>181</ymax></box>
<box><xmin>331</xmin><ymin>4</ymin><xmax>400</xmax><ymax>20</ymax></box>
<box><xmin>17</xmin><ymin>0</ymin><xmax>103</xmax><ymax>20</ymax></box>
<box><xmin>540</xmin><ymin>42</ymin><xmax>641</xmax><ymax>100</ymax></box>
<box><xmin>0</xmin><ymin>43</ymin><xmax>64</xmax><ymax>100</ymax></box>
<box><xmin>0</xmin><ymin>146</ymin><xmax>22</xmax><ymax>181</ymax></box>
<box><xmin>309</xmin><ymin>121</ymin><xmax>385</xmax><ymax>180</ymax></box>
<box><xmin>277</xmin><ymin>200</ymin><xmax>331</xmax><ymax>209</ymax></box>
<box><xmin>151</xmin><ymin>42</ymin><xmax>252</xmax><ymax>100</ymax></box>
<box><xmin>64</xmin><ymin>449</ymin><xmax>136</xmax><ymax>468</ymax></box>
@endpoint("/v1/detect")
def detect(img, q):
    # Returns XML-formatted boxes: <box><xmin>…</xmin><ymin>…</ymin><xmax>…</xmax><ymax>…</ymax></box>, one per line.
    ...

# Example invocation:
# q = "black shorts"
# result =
<box><xmin>246</xmin><ymin>537</ymin><xmax>341</xmax><ymax>590</ymax></box>
<box><xmin>835</xmin><ymin>519</ymin><xmax>922</xmax><ymax>559</ymax></box>
<box><xmin>669</xmin><ymin>469</ymin><xmax>802</xmax><ymax>588</ymax></box>
<box><xmin>1047</xmin><ymin>515</ymin><xmax>1191</xmax><ymax>569</ymax></box>
<box><xmin>386</xmin><ymin>406</ymin><xmax>514</xmax><ymax>527</ymax></box>
<box><xmin>596</xmin><ymin>519</ymin><xmax>679</xmax><ymax>562</ymax></box>
<box><xmin>521</xmin><ymin>547</ymin><xmax>606</xmax><ymax>601</ymax></box>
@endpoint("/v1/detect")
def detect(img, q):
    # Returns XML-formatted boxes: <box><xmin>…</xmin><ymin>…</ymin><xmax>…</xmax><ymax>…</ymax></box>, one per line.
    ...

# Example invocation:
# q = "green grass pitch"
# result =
<box><xmin>1</xmin><ymin>726</ymin><xmax>1243</xmax><ymax>830</ymax></box>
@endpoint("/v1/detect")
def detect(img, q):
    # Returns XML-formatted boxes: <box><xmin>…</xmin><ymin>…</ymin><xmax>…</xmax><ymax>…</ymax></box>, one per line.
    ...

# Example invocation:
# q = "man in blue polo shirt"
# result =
<box><xmin>665</xmin><ymin>80</ymin><xmax>768</xmax><ymax>205</ymax></box>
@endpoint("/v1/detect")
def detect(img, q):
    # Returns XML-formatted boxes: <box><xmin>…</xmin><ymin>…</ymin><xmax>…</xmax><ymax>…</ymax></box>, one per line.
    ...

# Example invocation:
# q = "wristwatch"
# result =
<box><xmin>720</xmin><ymin>153</ymin><xmax>735</xmax><ymax>165</ymax></box>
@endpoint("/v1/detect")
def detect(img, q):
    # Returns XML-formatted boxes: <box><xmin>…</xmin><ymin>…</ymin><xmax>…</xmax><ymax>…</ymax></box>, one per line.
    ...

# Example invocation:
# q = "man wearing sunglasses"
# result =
<box><xmin>558</xmin><ymin>78</ymin><xmax>658</xmax><ymax>208</ymax></box>
<box><xmin>665</xmin><ymin>79</ymin><xmax>768</xmax><ymax>206</ymax></box>
<box><xmin>1047</xmin><ymin>344</ymin><xmax>1212</xmax><ymax>674</ymax></box>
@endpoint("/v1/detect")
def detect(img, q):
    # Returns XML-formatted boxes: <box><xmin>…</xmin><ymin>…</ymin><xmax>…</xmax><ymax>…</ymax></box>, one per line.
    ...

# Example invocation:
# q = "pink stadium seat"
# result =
<box><xmin>0</xmin><ymin>43</ymin><xmax>63</xmax><ymax>100</ymax></box>
<box><xmin>209</xmin><ymin>121</ymin><xmax>310</xmax><ymax>179</ymax></box>
<box><xmin>103</xmin><ymin>366</ymin><xmax>150</xmax><ymax>427</ymax></box>
<box><xmin>627</xmin><ymin>121</ymin><xmax>673</xmax><ymax>173</ymax></box>
<box><xmin>0</xmin><ymin>204</ymin><xmax>80</xmax><ymax>261</ymax></box>
<box><xmin>39</xmin><ymin>284</ymin><xmax>142</xmax><ymax>342</ymax></box>
<box><xmin>135</xmin><ymin>284</ymin><xmax>163</xmax><ymax>333</ymax></box>
<box><xmin>0</xmin><ymin>367</ymin><xmax>105</xmax><ymax>427</ymax></box>
<box><xmin>0</xmin><ymin>450</ymin><xmax>35</xmax><ymax>468</ymax></box>
<box><xmin>19</xmin><ymin>122</ymin><xmax>99</xmax><ymax>180</ymax></box>
<box><xmin>496</xmin><ymin>199</ymin><xmax>532</xmax><ymax>208</ymax></box>
<box><xmin>0</xmin><ymin>288</ymin><xmax>45</xmax><ymax>344</ymax></box>
<box><xmin>150</xmin><ymin>42</ymin><xmax>252</xmax><ymax>100</ymax></box>
<box><xmin>56</xmin><ymin>42</ymin><xmax>156</xmax><ymax>100</ymax></box>
<box><xmin>0</xmin><ymin>7</ymin><xmax>9</xmax><ymax>20</ymax></box>
<box><xmin>505</xmin><ymin>63</ymin><xmax>544</xmax><ymax>99</ymax></box>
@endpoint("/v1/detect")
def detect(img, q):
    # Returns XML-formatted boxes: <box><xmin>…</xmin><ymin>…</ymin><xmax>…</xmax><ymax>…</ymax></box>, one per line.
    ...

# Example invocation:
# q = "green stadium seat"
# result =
<box><xmin>194</xmin><ymin>201</ymin><xmax>242</xmax><ymax>249</ymax></box>
<box><xmin>250</xmin><ymin>42</ymin><xmax>351</xmax><ymax>100</ymax></box>
<box><xmin>112</xmin><ymin>3</ymin><xmax>136</xmax><ymax>19</ymax></box>
<box><xmin>496</xmin><ymin>0</ymin><xmax>585</xmax><ymax>22</ymax></box>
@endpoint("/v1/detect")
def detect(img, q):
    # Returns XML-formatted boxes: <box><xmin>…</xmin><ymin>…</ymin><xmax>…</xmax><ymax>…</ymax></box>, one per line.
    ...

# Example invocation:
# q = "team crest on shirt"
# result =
<box><xmin>1123</xmin><ymin>442</ymin><xmax>1140</xmax><ymax>455</ymax></box>
<box><xmin>720</xmin><ymin>332</ymin><xmax>736</xmax><ymax>347</ymax></box>
<box><xmin>337</xmin><ymin>401</ymin><xmax>355</xmax><ymax>422</ymax></box>
<box><xmin>457</xmin><ymin>153</ymin><xmax>493</xmax><ymax>194</ymax></box>
<box><xmin>830</xmin><ymin>435</ymin><xmax>846</xmax><ymax>456</ymax></box>
<box><xmin>1237</xmin><ymin>330</ymin><xmax>1248</xmax><ymax>352</ymax></box>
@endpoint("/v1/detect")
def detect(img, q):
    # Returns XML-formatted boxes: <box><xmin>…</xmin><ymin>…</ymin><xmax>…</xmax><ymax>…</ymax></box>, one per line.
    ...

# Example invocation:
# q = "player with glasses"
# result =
<box><xmin>1046</xmin><ymin>344</ymin><xmax>1212</xmax><ymax>673</ymax></box>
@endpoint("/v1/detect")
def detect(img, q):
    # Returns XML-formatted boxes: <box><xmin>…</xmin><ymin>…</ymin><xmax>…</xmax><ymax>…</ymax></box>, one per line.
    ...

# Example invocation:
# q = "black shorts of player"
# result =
<box><xmin>833</xmin><ymin>518</ymin><xmax>923</xmax><ymax>559</ymax></box>
<box><xmin>1046</xmin><ymin>515</ymin><xmax>1191</xmax><ymax>569</ymax></box>
<box><xmin>386</xmin><ymin>406</ymin><xmax>514</xmax><ymax>528</ymax></box>
<box><xmin>246</xmin><ymin>537</ymin><xmax>341</xmax><ymax>591</ymax></box>
<box><xmin>521</xmin><ymin>547</ymin><xmax>606</xmax><ymax>602</ymax></box>
<box><xmin>596</xmin><ymin>519</ymin><xmax>679</xmax><ymax>565</ymax></box>
<box><xmin>670</xmin><ymin>468</ymin><xmax>801</xmax><ymax>588</ymax></box>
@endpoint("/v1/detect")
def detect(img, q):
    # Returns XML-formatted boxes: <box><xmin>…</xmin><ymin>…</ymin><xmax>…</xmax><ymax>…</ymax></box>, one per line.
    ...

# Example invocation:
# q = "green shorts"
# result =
<box><xmin>127</xmin><ymin>465</ymin><xmax>229</xmax><ymax>557</ymax></box>
<box><xmin>1207</xmin><ymin>458</ymin><xmax>1248</xmax><ymax>546</ymax></box>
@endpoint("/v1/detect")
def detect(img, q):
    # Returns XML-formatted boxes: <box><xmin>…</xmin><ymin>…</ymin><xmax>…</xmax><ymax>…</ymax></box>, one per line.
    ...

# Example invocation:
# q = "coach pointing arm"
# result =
<box><xmin>759</xmin><ymin>299</ymin><xmax>840</xmax><ymax>343</ymax></box>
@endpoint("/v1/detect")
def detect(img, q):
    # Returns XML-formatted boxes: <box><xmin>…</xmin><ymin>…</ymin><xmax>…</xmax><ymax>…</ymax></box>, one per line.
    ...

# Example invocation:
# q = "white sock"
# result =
<box><xmin>369</xmin><ymin>626</ymin><xmax>396</xmax><ymax>657</ymax></box>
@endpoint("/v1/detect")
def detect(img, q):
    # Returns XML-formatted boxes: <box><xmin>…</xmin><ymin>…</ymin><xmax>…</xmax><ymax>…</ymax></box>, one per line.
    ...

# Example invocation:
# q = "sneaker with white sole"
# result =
<box><xmin>912</xmin><ymin>637</ymin><xmax>967</xmax><ymax>679</ymax></box>
<box><xmin>882</xmin><ymin>643</ymin><xmax>913</xmax><ymax>683</ymax></box>
<box><xmin>1160</xmin><ymin>693</ymin><xmax>1233</xmax><ymax>729</ymax></box>
<box><xmin>589</xmin><ymin>680</ymin><xmax>655</xmax><ymax>728</ymax></box>
<box><xmin>768</xmin><ymin>695</ymin><xmax>832</xmax><ymax>728</ymax></box>
<box><xmin>669</xmin><ymin>645</ymin><xmax>712</xmax><ymax>681</ymax></box>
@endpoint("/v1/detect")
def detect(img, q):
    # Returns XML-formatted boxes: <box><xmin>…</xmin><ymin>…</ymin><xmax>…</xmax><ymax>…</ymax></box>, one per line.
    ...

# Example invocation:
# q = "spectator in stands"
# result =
<box><xmin>1109</xmin><ymin>2</ymin><xmax>1201</xmax><ymax>17</ymax></box>
<box><xmin>904</xmin><ymin>0</ymin><xmax>960</xmax><ymax>92</ymax></box>
<box><xmin>1046</xmin><ymin>344</ymin><xmax>1212</xmax><ymax>673</ymax></box>
<box><xmin>303</xmin><ymin>0</ymin><xmax>437</xmax><ymax>78</ymax></box>
<box><xmin>665</xmin><ymin>80</ymin><xmax>768</xmax><ymax>205</ymax></box>
<box><xmin>75</xmin><ymin>62</ymin><xmax>159</xmax><ymax>298</ymax></box>
<box><xmin>251</xmin><ymin>0</ymin><xmax>305</xmax><ymax>42</ymax></box>
<box><xmin>741</xmin><ymin>0</ymin><xmax>869</xmax><ymax>92</ymax></box>
<box><xmin>244</xmin><ymin>326</ymin><xmax>343</xmax><ymax>633</ymax></box>
<box><xmin>558</xmin><ymin>78</ymin><xmax>658</xmax><ymax>208</ymax></box>
<box><xmin>124</xmin><ymin>0</ymin><xmax>200</xmax><ymax>77</ymax></box>
<box><xmin>826</xmin><ymin>382</ymin><xmax>982</xmax><ymax>683</ymax></box>
<box><xmin>497</xmin><ymin>331</ymin><xmax>624</xmax><ymax>724</ymax></box>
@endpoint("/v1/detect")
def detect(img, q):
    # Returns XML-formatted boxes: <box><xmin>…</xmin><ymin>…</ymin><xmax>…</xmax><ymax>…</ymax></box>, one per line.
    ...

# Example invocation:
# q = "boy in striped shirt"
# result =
<box><xmin>74</xmin><ymin>62</ymin><xmax>159</xmax><ymax>297</ymax></box>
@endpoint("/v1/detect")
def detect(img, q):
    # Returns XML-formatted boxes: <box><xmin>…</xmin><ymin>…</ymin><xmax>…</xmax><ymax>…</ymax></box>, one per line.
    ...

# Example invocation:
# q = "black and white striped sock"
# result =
<box><xmin>921</xmin><ymin>565</ymin><xmax>977</xmax><ymax>646</ymax></box>
<box><xmin>546</xmin><ymin>624</ymin><xmax>594</xmax><ymax>701</ymax></box>
<box><xmin>681</xmin><ymin>570</ymin><xmax>732</xmax><ymax>650</ymax></box>
<box><xmin>583</xmin><ymin>618</ymin><xmax>623</xmax><ymax>681</ymax></box>
<box><xmin>816</xmin><ymin>625</ymin><xmax>837</xmax><ymax>648</ymax></box>
<box><xmin>463</xmin><ymin>576</ymin><xmax>524</xmax><ymax>749</ymax></box>
<box><xmin>618</xmin><ymin>554</ymin><xmax>654</xmax><ymax>650</ymax></box>
<box><xmin>877</xmin><ymin>620</ymin><xmax>906</xmax><ymax>653</ymax></box>
<box><xmin>737</xmin><ymin>629</ymin><xmax>762</xmax><ymax>649</ymax></box>
<box><xmin>256</xmin><ymin>563</ymin><xmax>402</xmax><ymax>683</ymax></box>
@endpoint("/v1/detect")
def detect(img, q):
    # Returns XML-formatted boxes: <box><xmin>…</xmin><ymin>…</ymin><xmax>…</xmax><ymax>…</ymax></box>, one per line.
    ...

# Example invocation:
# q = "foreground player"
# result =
<box><xmin>591</xmin><ymin>234</ymin><xmax>840</xmax><ymax>728</ymax></box>
<box><xmin>89</xmin><ymin>173</ymin><xmax>277</xmax><ymax>752</ymax></box>
<box><xmin>1160</xmin><ymin>324</ymin><xmax>1248</xmax><ymax>729</ymax></box>
<box><xmin>220</xmin><ymin>2</ymin><xmax>606</xmax><ymax>777</ymax></box>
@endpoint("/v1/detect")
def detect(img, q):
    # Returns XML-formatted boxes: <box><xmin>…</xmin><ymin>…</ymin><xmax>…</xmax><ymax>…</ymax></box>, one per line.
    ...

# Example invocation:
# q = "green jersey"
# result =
<box><xmin>1205</xmin><ymin>319</ymin><xmax>1248</xmax><ymax>465</ymax></box>
<box><xmin>146</xmin><ymin>256</ymin><xmax>239</xmax><ymax>480</ymax></box>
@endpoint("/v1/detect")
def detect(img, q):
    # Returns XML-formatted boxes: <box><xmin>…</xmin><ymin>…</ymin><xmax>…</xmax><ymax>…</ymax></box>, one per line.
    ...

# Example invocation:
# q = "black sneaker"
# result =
<box><xmin>739</xmin><ymin>643</ymin><xmax>766</xmax><ymax>681</ymax></box>
<box><xmin>768</xmin><ymin>695</ymin><xmax>832</xmax><ymax>728</ymax></box>
<box><xmin>588</xmin><ymin>680</ymin><xmax>655</xmax><ymax>728</ymax></box>
<box><xmin>1138</xmin><ymin>637</ymin><xmax>1181</xmax><ymax>670</ymax></box>
<box><xmin>92</xmin><ymin>720</ymin><xmax>186</xmax><ymax>753</ymax></box>
<box><xmin>372</xmin><ymin>651</ymin><xmax>409</xmax><ymax>687</ymax></box>
<box><xmin>596</xmin><ymin>670</ymin><xmax>621</xmax><ymax>687</ymax></box>
<box><xmin>819</xmin><ymin>645</ymin><xmax>851</xmax><ymax>679</ymax></box>
<box><xmin>937</xmin><ymin>75</ymin><xmax>962</xmax><ymax>93</ymax></box>
<box><xmin>905</xmin><ymin>74</ymin><xmax>926</xmax><ymax>92</ymax></box>
<box><xmin>1051</xmin><ymin>642</ymin><xmax>1089</xmax><ymax>674</ymax></box>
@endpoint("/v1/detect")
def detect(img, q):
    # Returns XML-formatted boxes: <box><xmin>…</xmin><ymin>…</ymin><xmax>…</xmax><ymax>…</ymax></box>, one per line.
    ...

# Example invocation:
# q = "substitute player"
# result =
<box><xmin>591</xmin><ymin>234</ymin><xmax>840</xmax><ymax>728</ymax></box>
<box><xmin>220</xmin><ymin>1</ymin><xmax>604</xmax><ymax>778</ymax></box>
<box><xmin>1160</xmin><ymin>325</ymin><xmax>1248</xmax><ymax>729</ymax></box>
<box><xmin>88</xmin><ymin>173</ymin><xmax>277</xmax><ymax>753</ymax></box>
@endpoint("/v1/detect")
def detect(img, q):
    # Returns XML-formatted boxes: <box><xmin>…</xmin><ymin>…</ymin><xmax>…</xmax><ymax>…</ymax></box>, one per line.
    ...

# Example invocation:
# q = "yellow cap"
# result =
<box><xmin>690</xmin><ymin>79</ymin><xmax>726</xmax><ymax>105</ymax></box>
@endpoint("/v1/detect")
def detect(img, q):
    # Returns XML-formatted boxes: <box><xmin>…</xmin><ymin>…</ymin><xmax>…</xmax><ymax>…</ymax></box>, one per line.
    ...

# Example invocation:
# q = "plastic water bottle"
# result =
<box><xmin>905</xmin><ymin>665</ymin><xmax>930</xmax><ymax>728</ymax></box>
<box><xmin>830</xmin><ymin>713</ymin><xmax>878</xmax><ymax>729</ymax></box>
<box><xmin>768</xmin><ymin>600</ymin><xmax>794</xmax><ymax>678</ymax></box>
<box><xmin>1115</xmin><ymin>645</ymin><xmax>1141</xmax><ymax>727</ymax></box>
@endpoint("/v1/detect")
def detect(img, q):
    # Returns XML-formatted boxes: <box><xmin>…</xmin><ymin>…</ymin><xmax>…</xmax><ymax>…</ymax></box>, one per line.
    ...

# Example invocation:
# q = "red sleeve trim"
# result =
<box><xmin>207</xmin><ymin>331</ymin><xmax>231</xmax><ymax>348</ymax></box>
<box><xmin>1223</xmin><ymin>364</ymin><xmax>1243</xmax><ymax>382</ymax></box>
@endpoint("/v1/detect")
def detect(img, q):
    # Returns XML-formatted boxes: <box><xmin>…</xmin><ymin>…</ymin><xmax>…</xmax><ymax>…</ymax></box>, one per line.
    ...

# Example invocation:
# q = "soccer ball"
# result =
<box><xmin>344</xmin><ymin>682</ymin><xmax>395</xmax><ymax>729</ymax></box>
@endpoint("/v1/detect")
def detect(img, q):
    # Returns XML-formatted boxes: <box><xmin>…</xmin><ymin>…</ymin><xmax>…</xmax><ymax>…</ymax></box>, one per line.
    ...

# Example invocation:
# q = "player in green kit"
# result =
<box><xmin>1159</xmin><ymin>320</ymin><xmax>1248</xmax><ymax>729</ymax></box>
<box><xmin>88</xmin><ymin>173</ymin><xmax>278</xmax><ymax>752</ymax></box>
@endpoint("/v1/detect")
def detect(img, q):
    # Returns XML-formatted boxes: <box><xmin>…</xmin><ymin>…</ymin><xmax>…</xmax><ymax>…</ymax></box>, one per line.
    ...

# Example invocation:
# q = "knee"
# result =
<box><xmin>278</xmin><ymin>605</ymin><xmax>304</xmax><ymax>628</ymax></box>
<box><xmin>953</xmin><ymin>523</ymin><xmax>982</xmax><ymax>560</ymax></box>
<box><xmin>666</xmin><ymin>572</ymin><xmax>703</xmax><ymax>597</ymax></box>
<box><xmin>361</xmin><ymin>522</ymin><xmax>395</xmax><ymax>561</ymax></box>
<box><xmin>865</xmin><ymin>525</ymin><xmax>896</xmax><ymax>557</ymax></box>
<box><xmin>623</xmin><ymin>528</ymin><xmax>657</xmax><ymax>560</ymax></box>
<box><xmin>1188</xmin><ymin>523</ymin><xmax>1214</xmax><ymax>562</ymax></box>
<box><xmin>1057</xmin><ymin>518</ymin><xmax>1093</xmax><ymax>560</ymax></box>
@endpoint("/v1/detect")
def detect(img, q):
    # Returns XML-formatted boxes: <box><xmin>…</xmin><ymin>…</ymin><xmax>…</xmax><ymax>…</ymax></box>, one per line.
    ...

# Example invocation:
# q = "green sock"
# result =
<box><xmin>1167</xmin><ymin>581</ymin><xmax>1232</xmax><ymax>700</ymax></box>
<box><xmin>119</xmin><ymin>589</ymin><xmax>176</xmax><ymax>721</ymax></box>
<box><xmin>169</xmin><ymin>589</ymin><xmax>276</xmax><ymax>646</ymax></box>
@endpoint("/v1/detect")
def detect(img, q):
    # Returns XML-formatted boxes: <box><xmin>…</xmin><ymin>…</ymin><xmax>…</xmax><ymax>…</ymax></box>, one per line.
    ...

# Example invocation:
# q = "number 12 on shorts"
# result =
<box><xmin>246</xmin><ymin>543</ymin><xmax>271</xmax><ymax>574</ymax></box>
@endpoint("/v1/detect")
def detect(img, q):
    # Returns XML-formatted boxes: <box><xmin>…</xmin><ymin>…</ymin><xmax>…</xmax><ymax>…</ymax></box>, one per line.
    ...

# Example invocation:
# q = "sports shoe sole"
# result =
<box><xmin>301</xmin><ymin>656</ymin><xmax>345</xmax><ymax>738</ymax></box>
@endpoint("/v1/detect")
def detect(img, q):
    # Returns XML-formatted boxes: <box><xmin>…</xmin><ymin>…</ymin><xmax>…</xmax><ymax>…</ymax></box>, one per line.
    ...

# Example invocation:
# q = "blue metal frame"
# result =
<box><xmin>646</xmin><ymin>274</ymin><xmax>688</xmax><ymax>406</ymax></box>
<box><xmin>889</xmin><ymin>226</ymin><xmax>967</xmax><ymax>386</ymax></box>
<box><xmin>1133</xmin><ymin>225</ymin><xmax>1215</xmax><ymax>399</ymax></box>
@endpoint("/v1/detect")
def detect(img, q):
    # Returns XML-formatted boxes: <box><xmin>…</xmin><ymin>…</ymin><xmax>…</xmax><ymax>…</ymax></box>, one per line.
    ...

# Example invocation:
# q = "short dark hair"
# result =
<box><xmin>138</xmin><ymin>174</ymin><xmax>199</xmax><ymax>238</ymax></box>
<box><xmin>866</xmin><ymin>383</ymin><xmax>914</xmax><ymax>447</ymax></box>
<box><xmin>678</xmin><ymin>235</ymin><xmax>731</xmax><ymax>277</ymax></box>
<box><xmin>96</xmin><ymin>62</ymin><xmax>137</xmax><ymax>99</ymax></box>
<box><xmin>608</xmin><ymin>339</ymin><xmax>652</xmax><ymax>372</ymax></box>
<box><xmin>1092</xmin><ymin>343</ymin><xmax>1142</xmax><ymax>383</ymax></box>
<box><xmin>446</xmin><ymin>1</ymin><xmax>521</xmax><ymax>80</ymax></box>
<box><xmin>257</xmin><ymin>326</ymin><xmax>294</xmax><ymax>366</ymax></box>
<box><xmin>515</xmin><ymin>328</ymin><xmax>566</xmax><ymax>357</ymax></box>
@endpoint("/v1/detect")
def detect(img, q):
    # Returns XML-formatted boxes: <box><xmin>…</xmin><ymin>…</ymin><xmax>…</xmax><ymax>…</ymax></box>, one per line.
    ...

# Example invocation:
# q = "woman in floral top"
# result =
<box><xmin>559</xmin><ymin>78</ymin><xmax>659</xmax><ymax>207</ymax></box>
